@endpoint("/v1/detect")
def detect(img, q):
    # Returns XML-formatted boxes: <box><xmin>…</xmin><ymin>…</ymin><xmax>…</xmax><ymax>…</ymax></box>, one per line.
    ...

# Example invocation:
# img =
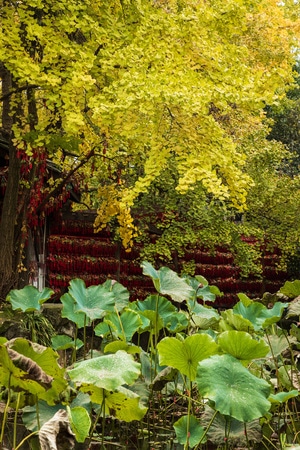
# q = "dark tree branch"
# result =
<box><xmin>0</xmin><ymin>84</ymin><xmax>40</xmax><ymax>102</ymax></box>
<box><xmin>36</xmin><ymin>148</ymin><xmax>96</xmax><ymax>213</ymax></box>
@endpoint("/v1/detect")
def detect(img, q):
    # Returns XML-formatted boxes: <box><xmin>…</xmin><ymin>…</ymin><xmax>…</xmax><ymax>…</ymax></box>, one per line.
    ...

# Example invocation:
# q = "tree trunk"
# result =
<box><xmin>0</xmin><ymin>67</ymin><xmax>22</xmax><ymax>300</ymax></box>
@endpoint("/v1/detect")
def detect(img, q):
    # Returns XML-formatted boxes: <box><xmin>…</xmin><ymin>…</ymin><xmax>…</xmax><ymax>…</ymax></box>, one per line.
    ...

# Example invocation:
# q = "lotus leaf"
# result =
<box><xmin>80</xmin><ymin>385</ymin><xmax>147</xmax><ymax>421</ymax></box>
<box><xmin>286</xmin><ymin>296</ymin><xmax>300</xmax><ymax>318</ymax></box>
<box><xmin>269</xmin><ymin>390</ymin><xmax>299</xmax><ymax>404</ymax></box>
<box><xmin>51</xmin><ymin>335</ymin><xmax>84</xmax><ymax>351</ymax></box>
<box><xmin>68</xmin><ymin>350</ymin><xmax>141</xmax><ymax>391</ymax></box>
<box><xmin>197</xmin><ymin>354</ymin><xmax>271</xmax><ymax>422</ymax></box>
<box><xmin>141</xmin><ymin>261</ymin><xmax>194</xmax><ymax>302</ymax></box>
<box><xmin>7</xmin><ymin>285</ymin><xmax>53</xmax><ymax>312</ymax></box>
<box><xmin>102</xmin><ymin>279</ymin><xmax>130</xmax><ymax>311</ymax></box>
<box><xmin>6</xmin><ymin>338</ymin><xmax>67</xmax><ymax>404</ymax></box>
<box><xmin>60</xmin><ymin>292</ymin><xmax>86</xmax><ymax>328</ymax></box>
<box><xmin>157</xmin><ymin>334</ymin><xmax>219</xmax><ymax>380</ymax></box>
<box><xmin>132</xmin><ymin>295</ymin><xmax>187</xmax><ymax>332</ymax></box>
<box><xmin>265</xmin><ymin>334</ymin><xmax>297</xmax><ymax>358</ymax></box>
<box><xmin>233</xmin><ymin>300</ymin><xmax>287</xmax><ymax>330</ymax></box>
<box><xmin>68</xmin><ymin>278</ymin><xmax>115</xmax><ymax>321</ymax></box>
<box><xmin>201</xmin><ymin>405</ymin><xmax>262</xmax><ymax>446</ymax></box>
<box><xmin>220</xmin><ymin>309</ymin><xmax>254</xmax><ymax>332</ymax></box>
<box><xmin>95</xmin><ymin>309</ymin><xmax>142</xmax><ymax>341</ymax></box>
<box><xmin>218</xmin><ymin>330</ymin><xmax>269</xmax><ymax>361</ymax></box>
<box><xmin>67</xmin><ymin>405</ymin><xmax>91</xmax><ymax>443</ymax></box>
<box><xmin>104</xmin><ymin>341</ymin><xmax>141</xmax><ymax>354</ymax></box>
<box><xmin>173</xmin><ymin>415</ymin><xmax>206</xmax><ymax>447</ymax></box>
<box><xmin>280</xmin><ymin>280</ymin><xmax>300</xmax><ymax>298</ymax></box>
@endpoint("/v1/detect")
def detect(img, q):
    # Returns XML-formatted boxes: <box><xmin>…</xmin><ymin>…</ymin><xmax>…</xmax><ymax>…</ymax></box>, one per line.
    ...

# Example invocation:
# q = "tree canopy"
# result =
<box><xmin>0</xmin><ymin>0</ymin><xmax>300</xmax><ymax>295</ymax></box>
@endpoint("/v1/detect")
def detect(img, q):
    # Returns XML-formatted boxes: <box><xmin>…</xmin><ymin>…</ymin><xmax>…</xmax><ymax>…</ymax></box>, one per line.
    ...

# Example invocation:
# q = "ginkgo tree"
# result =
<box><xmin>0</xmin><ymin>0</ymin><xmax>299</xmax><ymax>298</ymax></box>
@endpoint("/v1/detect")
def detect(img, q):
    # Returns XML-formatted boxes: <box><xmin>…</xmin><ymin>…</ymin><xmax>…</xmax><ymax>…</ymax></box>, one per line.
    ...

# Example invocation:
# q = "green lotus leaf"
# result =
<box><xmin>184</xmin><ymin>275</ymin><xmax>216</xmax><ymax>302</ymax></box>
<box><xmin>283</xmin><ymin>446</ymin><xmax>300</xmax><ymax>450</ymax></box>
<box><xmin>164</xmin><ymin>312</ymin><xmax>188</xmax><ymax>332</ymax></box>
<box><xmin>61</xmin><ymin>292</ymin><xmax>86</xmax><ymax>328</ymax></box>
<box><xmin>278</xmin><ymin>365</ymin><xmax>294</xmax><ymax>390</ymax></box>
<box><xmin>194</xmin><ymin>275</ymin><xmax>209</xmax><ymax>286</ymax></box>
<box><xmin>233</xmin><ymin>300</ymin><xmax>287</xmax><ymax>330</ymax></box>
<box><xmin>265</xmin><ymin>334</ymin><xmax>297</xmax><ymax>358</ymax></box>
<box><xmin>68</xmin><ymin>350</ymin><xmax>141</xmax><ymax>391</ymax></box>
<box><xmin>138</xmin><ymin>310</ymin><xmax>164</xmax><ymax>335</ymax></box>
<box><xmin>132</xmin><ymin>295</ymin><xmax>187</xmax><ymax>332</ymax></box>
<box><xmin>67</xmin><ymin>405</ymin><xmax>91</xmax><ymax>443</ymax></box>
<box><xmin>197</xmin><ymin>354</ymin><xmax>271</xmax><ymax>422</ymax></box>
<box><xmin>0</xmin><ymin>344</ymin><xmax>47</xmax><ymax>395</ymax></box>
<box><xmin>7</xmin><ymin>338</ymin><xmax>68</xmax><ymax>404</ymax></box>
<box><xmin>151</xmin><ymin>366</ymin><xmax>178</xmax><ymax>391</ymax></box>
<box><xmin>286</xmin><ymin>297</ymin><xmax>300</xmax><ymax>318</ymax></box>
<box><xmin>51</xmin><ymin>335</ymin><xmax>84</xmax><ymax>351</ymax></box>
<box><xmin>218</xmin><ymin>331</ymin><xmax>269</xmax><ymax>361</ymax></box>
<box><xmin>135</xmin><ymin>295</ymin><xmax>176</xmax><ymax>317</ymax></box>
<box><xmin>290</xmin><ymin>323</ymin><xmax>300</xmax><ymax>341</ymax></box>
<box><xmin>102</xmin><ymin>279</ymin><xmax>130</xmax><ymax>311</ymax></box>
<box><xmin>68</xmin><ymin>278</ymin><xmax>116</xmax><ymax>321</ymax></box>
<box><xmin>237</xmin><ymin>293</ymin><xmax>253</xmax><ymax>306</ymax></box>
<box><xmin>201</xmin><ymin>405</ymin><xmax>262</xmax><ymax>446</ymax></box>
<box><xmin>280</xmin><ymin>280</ymin><xmax>300</xmax><ymax>298</ymax></box>
<box><xmin>104</xmin><ymin>341</ymin><xmax>141</xmax><ymax>354</ymax></box>
<box><xmin>220</xmin><ymin>309</ymin><xmax>254</xmax><ymax>332</ymax></box>
<box><xmin>188</xmin><ymin>300</ymin><xmax>220</xmax><ymax>318</ymax></box>
<box><xmin>173</xmin><ymin>415</ymin><xmax>206</xmax><ymax>447</ymax></box>
<box><xmin>80</xmin><ymin>385</ymin><xmax>147</xmax><ymax>422</ymax></box>
<box><xmin>23</xmin><ymin>401</ymin><xmax>64</xmax><ymax>432</ymax></box>
<box><xmin>141</xmin><ymin>261</ymin><xmax>194</xmax><ymax>302</ymax></box>
<box><xmin>188</xmin><ymin>302</ymin><xmax>220</xmax><ymax>329</ymax></box>
<box><xmin>93</xmin><ymin>321</ymin><xmax>110</xmax><ymax>337</ymax></box>
<box><xmin>96</xmin><ymin>309</ymin><xmax>142</xmax><ymax>341</ymax></box>
<box><xmin>269</xmin><ymin>390</ymin><xmax>299</xmax><ymax>404</ymax></box>
<box><xmin>7</xmin><ymin>286</ymin><xmax>54</xmax><ymax>312</ymax></box>
<box><xmin>157</xmin><ymin>334</ymin><xmax>219</xmax><ymax>381</ymax></box>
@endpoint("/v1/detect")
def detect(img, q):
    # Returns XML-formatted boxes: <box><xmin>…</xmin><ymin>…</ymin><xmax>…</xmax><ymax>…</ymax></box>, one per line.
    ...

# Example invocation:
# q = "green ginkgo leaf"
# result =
<box><xmin>197</xmin><ymin>354</ymin><xmax>271</xmax><ymax>422</ymax></box>
<box><xmin>7</xmin><ymin>286</ymin><xmax>54</xmax><ymax>312</ymax></box>
<box><xmin>141</xmin><ymin>261</ymin><xmax>194</xmax><ymax>302</ymax></box>
<box><xmin>173</xmin><ymin>415</ymin><xmax>206</xmax><ymax>447</ymax></box>
<box><xmin>68</xmin><ymin>350</ymin><xmax>141</xmax><ymax>391</ymax></box>
<box><xmin>218</xmin><ymin>330</ymin><xmax>269</xmax><ymax>361</ymax></box>
<box><xmin>69</xmin><ymin>278</ymin><xmax>116</xmax><ymax>321</ymax></box>
<box><xmin>157</xmin><ymin>334</ymin><xmax>219</xmax><ymax>380</ymax></box>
